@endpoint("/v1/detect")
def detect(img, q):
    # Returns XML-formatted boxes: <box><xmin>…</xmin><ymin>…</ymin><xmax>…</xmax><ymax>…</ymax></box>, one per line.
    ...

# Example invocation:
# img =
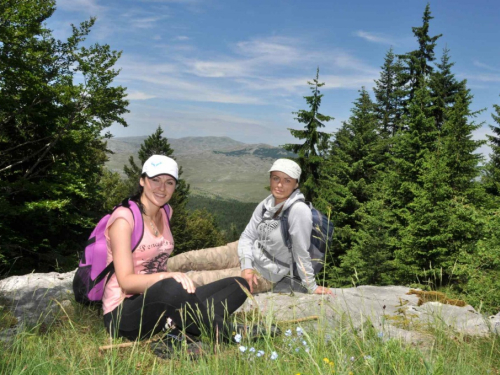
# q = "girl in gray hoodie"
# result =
<box><xmin>167</xmin><ymin>159</ymin><xmax>333</xmax><ymax>295</ymax></box>
<box><xmin>238</xmin><ymin>159</ymin><xmax>333</xmax><ymax>295</ymax></box>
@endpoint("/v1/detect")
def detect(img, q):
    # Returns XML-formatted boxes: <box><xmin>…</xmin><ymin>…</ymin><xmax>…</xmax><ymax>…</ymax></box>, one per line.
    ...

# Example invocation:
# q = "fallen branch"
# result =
<box><xmin>277</xmin><ymin>315</ymin><xmax>320</xmax><ymax>324</ymax></box>
<box><xmin>99</xmin><ymin>339</ymin><xmax>153</xmax><ymax>351</ymax></box>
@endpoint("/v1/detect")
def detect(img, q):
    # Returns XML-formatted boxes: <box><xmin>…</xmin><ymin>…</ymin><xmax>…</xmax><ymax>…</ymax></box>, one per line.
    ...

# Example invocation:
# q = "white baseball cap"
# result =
<box><xmin>268</xmin><ymin>158</ymin><xmax>301</xmax><ymax>181</ymax></box>
<box><xmin>142</xmin><ymin>155</ymin><xmax>178</xmax><ymax>181</ymax></box>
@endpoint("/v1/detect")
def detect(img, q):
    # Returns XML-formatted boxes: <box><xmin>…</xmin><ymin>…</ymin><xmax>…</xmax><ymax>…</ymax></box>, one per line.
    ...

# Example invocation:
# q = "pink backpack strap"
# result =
<box><xmin>128</xmin><ymin>200</ymin><xmax>144</xmax><ymax>251</ymax></box>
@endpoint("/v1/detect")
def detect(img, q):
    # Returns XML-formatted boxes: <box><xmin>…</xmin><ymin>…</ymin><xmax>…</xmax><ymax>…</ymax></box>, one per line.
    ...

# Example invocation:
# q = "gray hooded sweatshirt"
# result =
<box><xmin>238</xmin><ymin>189</ymin><xmax>318</xmax><ymax>293</ymax></box>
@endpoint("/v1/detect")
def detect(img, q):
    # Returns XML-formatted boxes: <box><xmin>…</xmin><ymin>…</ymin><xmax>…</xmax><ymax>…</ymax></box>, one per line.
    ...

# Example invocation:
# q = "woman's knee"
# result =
<box><xmin>149</xmin><ymin>278</ymin><xmax>194</xmax><ymax>303</ymax></box>
<box><xmin>233</xmin><ymin>276</ymin><xmax>250</xmax><ymax>291</ymax></box>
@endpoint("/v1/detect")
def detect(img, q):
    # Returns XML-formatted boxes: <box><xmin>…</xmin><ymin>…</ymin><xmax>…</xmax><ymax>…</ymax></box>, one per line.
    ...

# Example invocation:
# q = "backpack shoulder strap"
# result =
<box><xmin>280</xmin><ymin>199</ymin><xmax>307</xmax><ymax>250</ymax></box>
<box><xmin>163</xmin><ymin>204</ymin><xmax>171</xmax><ymax>228</ymax></box>
<box><xmin>128</xmin><ymin>200</ymin><xmax>145</xmax><ymax>252</ymax></box>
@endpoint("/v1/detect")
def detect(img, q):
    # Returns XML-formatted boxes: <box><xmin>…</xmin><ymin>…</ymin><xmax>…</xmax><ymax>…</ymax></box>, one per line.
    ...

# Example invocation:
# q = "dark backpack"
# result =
<box><xmin>262</xmin><ymin>200</ymin><xmax>334</xmax><ymax>291</ymax></box>
<box><xmin>73</xmin><ymin>199</ymin><xmax>170</xmax><ymax>305</ymax></box>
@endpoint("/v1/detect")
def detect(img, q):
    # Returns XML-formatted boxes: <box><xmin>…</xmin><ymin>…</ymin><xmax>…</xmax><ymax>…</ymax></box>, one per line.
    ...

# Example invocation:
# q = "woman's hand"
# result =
<box><xmin>313</xmin><ymin>285</ymin><xmax>335</xmax><ymax>296</ymax></box>
<box><xmin>167</xmin><ymin>272</ymin><xmax>196</xmax><ymax>294</ymax></box>
<box><xmin>241</xmin><ymin>269</ymin><xmax>258</xmax><ymax>293</ymax></box>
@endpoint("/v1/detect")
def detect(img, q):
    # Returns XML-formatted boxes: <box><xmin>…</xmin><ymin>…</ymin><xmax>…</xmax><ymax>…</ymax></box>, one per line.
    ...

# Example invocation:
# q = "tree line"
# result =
<box><xmin>285</xmin><ymin>5</ymin><xmax>500</xmax><ymax>313</ymax></box>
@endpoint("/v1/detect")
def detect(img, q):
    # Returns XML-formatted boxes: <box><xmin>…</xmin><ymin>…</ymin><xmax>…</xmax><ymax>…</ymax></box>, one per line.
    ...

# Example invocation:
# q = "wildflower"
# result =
<box><xmin>270</xmin><ymin>351</ymin><xmax>278</xmax><ymax>360</ymax></box>
<box><xmin>305</xmin><ymin>347</ymin><xmax>310</xmax><ymax>353</ymax></box>
<box><xmin>296</xmin><ymin>327</ymin><xmax>303</xmax><ymax>336</ymax></box>
<box><xmin>364</xmin><ymin>355</ymin><xmax>373</xmax><ymax>360</ymax></box>
<box><xmin>302</xmin><ymin>340</ymin><xmax>307</xmax><ymax>346</ymax></box>
<box><xmin>295</xmin><ymin>347</ymin><xmax>300</xmax><ymax>352</ymax></box>
<box><xmin>350</xmin><ymin>356</ymin><xmax>355</xmax><ymax>362</ymax></box>
<box><xmin>285</xmin><ymin>329</ymin><xmax>292</xmax><ymax>337</ymax></box>
<box><xmin>234</xmin><ymin>333</ymin><xmax>242</xmax><ymax>343</ymax></box>
<box><xmin>323</xmin><ymin>357</ymin><xmax>330</xmax><ymax>364</ymax></box>
<box><xmin>249</xmin><ymin>347</ymin><xmax>256</xmax><ymax>353</ymax></box>
<box><xmin>377</xmin><ymin>332</ymin><xmax>384</xmax><ymax>338</ymax></box>
<box><xmin>239</xmin><ymin>346</ymin><xmax>247</xmax><ymax>353</ymax></box>
<box><xmin>256</xmin><ymin>350</ymin><xmax>265</xmax><ymax>357</ymax></box>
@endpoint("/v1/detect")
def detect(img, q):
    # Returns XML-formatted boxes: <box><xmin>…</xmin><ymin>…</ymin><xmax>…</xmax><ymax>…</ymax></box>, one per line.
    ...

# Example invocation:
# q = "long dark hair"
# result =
<box><xmin>129</xmin><ymin>173</ymin><xmax>147</xmax><ymax>214</ymax></box>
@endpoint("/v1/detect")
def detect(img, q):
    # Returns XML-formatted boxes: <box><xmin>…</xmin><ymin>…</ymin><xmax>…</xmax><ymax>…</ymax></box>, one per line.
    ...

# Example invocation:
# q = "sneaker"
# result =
<box><xmin>150</xmin><ymin>334</ymin><xmax>207</xmax><ymax>360</ymax></box>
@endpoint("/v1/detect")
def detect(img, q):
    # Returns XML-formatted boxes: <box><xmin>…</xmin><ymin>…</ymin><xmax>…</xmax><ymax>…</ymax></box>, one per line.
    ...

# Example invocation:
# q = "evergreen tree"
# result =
<box><xmin>317</xmin><ymin>88</ymin><xmax>384</xmax><ymax>284</ymax></box>
<box><xmin>389</xmin><ymin>84</ymin><xmax>483</xmax><ymax>282</ymax></box>
<box><xmin>0</xmin><ymin>0</ymin><xmax>128</xmax><ymax>272</ymax></box>
<box><xmin>398</xmin><ymin>4</ymin><xmax>442</xmax><ymax>106</ymax></box>
<box><xmin>283</xmin><ymin>68</ymin><xmax>333</xmax><ymax>202</ymax></box>
<box><xmin>373</xmin><ymin>48</ymin><xmax>405</xmax><ymax>136</ymax></box>
<box><xmin>441</xmin><ymin>90</ymin><xmax>485</xmax><ymax>196</ymax></box>
<box><xmin>378</xmin><ymin>84</ymin><xmax>439</xmax><ymax>281</ymax></box>
<box><xmin>483</xmin><ymin>96</ymin><xmax>500</xmax><ymax>198</ymax></box>
<box><xmin>429</xmin><ymin>47</ymin><xmax>466</xmax><ymax>129</ymax></box>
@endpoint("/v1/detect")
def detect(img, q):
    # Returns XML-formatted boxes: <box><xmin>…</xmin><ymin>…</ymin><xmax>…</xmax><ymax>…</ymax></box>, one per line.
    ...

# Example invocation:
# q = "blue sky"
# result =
<box><xmin>48</xmin><ymin>0</ymin><xmax>500</xmax><ymax>156</ymax></box>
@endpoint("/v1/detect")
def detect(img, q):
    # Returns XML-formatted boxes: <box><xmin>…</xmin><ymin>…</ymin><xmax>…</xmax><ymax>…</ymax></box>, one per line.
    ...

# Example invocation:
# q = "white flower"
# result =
<box><xmin>270</xmin><ymin>351</ymin><xmax>278</xmax><ymax>360</ymax></box>
<box><xmin>285</xmin><ymin>329</ymin><xmax>292</xmax><ymax>337</ymax></box>
<box><xmin>296</xmin><ymin>327</ymin><xmax>303</xmax><ymax>336</ymax></box>
<box><xmin>234</xmin><ymin>333</ymin><xmax>242</xmax><ymax>343</ymax></box>
<box><xmin>295</xmin><ymin>347</ymin><xmax>300</xmax><ymax>352</ymax></box>
<box><xmin>350</xmin><ymin>356</ymin><xmax>355</xmax><ymax>362</ymax></box>
<box><xmin>256</xmin><ymin>350</ymin><xmax>265</xmax><ymax>357</ymax></box>
<box><xmin>302</xmin><ymin>340</ymin><xmax>307</xmax><ymax>346</ymax></box>
<box><xmin>239</xmin><ymin>346</ymin><xmax>247</xmax><ymax>353</ymax></box>
<box><xmin>305</xmin><ymin>347</ymin><xmax>310</xmax><ymax>353</ymax></box>
<box><xmin>249</xmin><ymin>347</ymin><xmax>256</xmax><ymax>353</ymax></box>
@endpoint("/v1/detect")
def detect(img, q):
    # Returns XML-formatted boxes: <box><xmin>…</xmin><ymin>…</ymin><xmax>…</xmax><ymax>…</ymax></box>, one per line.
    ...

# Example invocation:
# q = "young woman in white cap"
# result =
<box><xmin>238</xmin><ymin>158</ymin><xmax>333</xmax><ymax>295</ymax></box>
<box><xmin>167</xmin><ymin>158</ymin><xmax>333</xmax><ymax>296</ymax></box>
<box><xmin>102</xmin><ymin>155</ymin><xmax>251</xmax><ymax>358</ymax></box>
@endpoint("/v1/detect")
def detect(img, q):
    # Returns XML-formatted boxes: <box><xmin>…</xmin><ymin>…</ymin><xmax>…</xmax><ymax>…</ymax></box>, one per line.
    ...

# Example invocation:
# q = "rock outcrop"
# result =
<box><xmin>1</xmin><ymin>270</ymin><xmax>499</xmax><ymax>345</ymax></box>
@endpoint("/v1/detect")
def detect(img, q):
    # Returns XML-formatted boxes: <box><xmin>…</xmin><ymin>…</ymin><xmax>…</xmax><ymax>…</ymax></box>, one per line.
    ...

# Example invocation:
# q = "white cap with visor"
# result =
<box><xmin>268</xmin><ymin>158</ymin><xmax>301</xmax><ymax>181</ymax></box>
<box><xmin>142</xmin><ymin>155</ymin><xmax>179</xmax><ymax>181</ymax></box>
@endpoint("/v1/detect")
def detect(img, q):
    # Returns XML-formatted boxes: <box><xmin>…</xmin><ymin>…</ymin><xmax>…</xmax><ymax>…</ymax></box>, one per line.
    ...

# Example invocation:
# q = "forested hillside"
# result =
<box><xmin>187</xmin><ymin>195</ymin><xmax>257</xmax><ymax>242</ymax></box>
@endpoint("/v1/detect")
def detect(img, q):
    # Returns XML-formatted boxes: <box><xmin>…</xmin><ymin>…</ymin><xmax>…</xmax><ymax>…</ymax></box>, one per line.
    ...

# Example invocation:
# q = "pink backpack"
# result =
<box><xmin>73</xmin><ymin>199</ymin><xmax>170</xmax><ymax>304</ymax></box>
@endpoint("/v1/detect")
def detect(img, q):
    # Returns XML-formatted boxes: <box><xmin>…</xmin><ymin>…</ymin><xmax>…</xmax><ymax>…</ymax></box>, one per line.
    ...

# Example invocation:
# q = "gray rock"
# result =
<box><xmin>1</xmin><ymin>270</ymin><xmax>498</xmax><ymax>345</ymax></box>
<box><xmin>237</xmin><ymin>285</ymin><xmax>499</xmax><ymax>346</ymax></box>
<box><xmin>0</xmin><ymin>270</ymin><xmax>76</xmax><ymax>326</ymax></box>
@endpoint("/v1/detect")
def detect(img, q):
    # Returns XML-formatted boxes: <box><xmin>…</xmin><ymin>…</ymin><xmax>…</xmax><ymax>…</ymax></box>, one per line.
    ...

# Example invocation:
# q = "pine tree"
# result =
<box><xmin>317</xmin><ymin>88</ymin><xmax>385</xmax><ymax>284</ymax></box>
<box><xmin>283</xmin><ymin>68</ymin><xmax>333</xmax><ymax>202</ymax></box>
<box><xmin>390</xmin><ymin>84</ymin><xmax>483</xmax><ymax>283</ymax></box>
<box><xmin>373</xmin><ymin>48</ymin><xmax>405</xmax><ymax>136</ymax></box>
<box><xmin>429</xmin><ymin>47</ymin><xmax>466</xmax><ymax>129</ymax></box>
<box><xmin>483</xmin><ymin>96</ymin><xmax>500</xmax><ymax>199</ymax></box>
<box><xmin>398</xmin><ymin>4</ymin><xmax>442</xmax><ymax>106</ymax></box>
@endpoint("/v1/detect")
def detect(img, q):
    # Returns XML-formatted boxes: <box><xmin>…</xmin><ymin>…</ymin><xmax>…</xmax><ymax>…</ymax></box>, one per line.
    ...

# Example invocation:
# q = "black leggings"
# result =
<box><xmin>103</xmin><ymin>276</ymin><xmax>249</xmax><ymax>341</ymax></box>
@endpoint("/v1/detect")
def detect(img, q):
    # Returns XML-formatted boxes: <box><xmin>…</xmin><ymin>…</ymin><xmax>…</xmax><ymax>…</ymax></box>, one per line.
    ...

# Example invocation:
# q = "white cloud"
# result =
<box><xmin>127</xmin><ymin>91</ymin><xmax>157</xmax><ymax>100</ymax></box>
<box><xmin>173</xmin><ymin>35</ymin><xmax>190</xmax><ymax>41</ymax></box>
<box><xmin>56</xmin><ymin>0</ymin><xmax>104</xmax><ymax>14</ymax></box>
<box><xmin>466</xmin><ymin>74</ymin><xmax>500</xmax><ymax>83</ymax></box>
<box><xmin>131</xmin><ymin>15</ymin><xmax>170</xmax><ymax>29</ymax></box>
<box><xmin>355</xmin><ymin>30</ymin><xmax>396</xmax><ymax>46</ymax></box>
<box><xmin>473</xmin><ymin>60</ymin><xmax>500</xmax><ymax>73</ymax></box>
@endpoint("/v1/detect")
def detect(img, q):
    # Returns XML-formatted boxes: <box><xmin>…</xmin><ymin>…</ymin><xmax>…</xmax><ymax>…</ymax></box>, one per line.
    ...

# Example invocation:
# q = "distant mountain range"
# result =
<box><xmin>106</xmin><ymin>136</ymin><xmax>295</xmax><ymax>202</ymax></box>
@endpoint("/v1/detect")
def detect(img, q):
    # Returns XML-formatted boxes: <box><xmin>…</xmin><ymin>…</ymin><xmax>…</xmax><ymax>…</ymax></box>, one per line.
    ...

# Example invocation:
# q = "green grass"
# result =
<box><xmin>1</xmin><ymin>296</ymin><xmax>499</xmax><ymax>374</ymax></box>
